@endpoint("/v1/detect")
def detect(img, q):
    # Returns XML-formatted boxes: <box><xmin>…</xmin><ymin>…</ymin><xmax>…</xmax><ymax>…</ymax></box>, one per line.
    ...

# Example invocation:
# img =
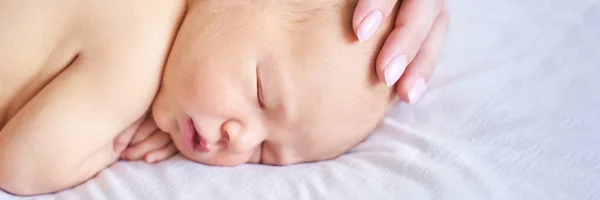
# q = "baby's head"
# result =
<box><xmin>152</xmin><ymin>0</ymin><xmax>398</xmax><ymax>166</ymax></box>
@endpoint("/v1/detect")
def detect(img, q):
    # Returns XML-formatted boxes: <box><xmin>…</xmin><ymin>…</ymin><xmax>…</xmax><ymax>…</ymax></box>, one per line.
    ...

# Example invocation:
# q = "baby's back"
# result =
<box><xmin>0</xmin><ymin>0</ymin><xmax>184</xmax><ymax>195</ymax></box>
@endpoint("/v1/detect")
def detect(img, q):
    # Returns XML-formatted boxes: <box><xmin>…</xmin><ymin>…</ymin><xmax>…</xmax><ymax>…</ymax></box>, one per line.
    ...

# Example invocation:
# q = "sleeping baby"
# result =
<box><xmin>0</xmin><ymin>0</ymin><xmax>397</xmax><ymax>196</ymax></box>
<box><xmin>147</xmin><ymin>0</ymin><xmax>399</xmax><ymax>166</ymax></box>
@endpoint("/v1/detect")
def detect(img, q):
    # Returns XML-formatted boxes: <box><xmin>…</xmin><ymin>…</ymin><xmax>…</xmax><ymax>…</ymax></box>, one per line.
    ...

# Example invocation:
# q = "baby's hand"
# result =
<box><xmin>115</xmin><ymin>115</ymin><xmax>178</xmax><ymax>163</ymax></box>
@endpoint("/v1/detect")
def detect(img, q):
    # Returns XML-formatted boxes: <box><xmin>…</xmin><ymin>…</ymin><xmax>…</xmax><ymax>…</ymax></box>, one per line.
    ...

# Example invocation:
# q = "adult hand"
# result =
<box><xmin>352</xmin><ymin>0</ymin><xmax>448</xmax><ymax>103</ymax></box>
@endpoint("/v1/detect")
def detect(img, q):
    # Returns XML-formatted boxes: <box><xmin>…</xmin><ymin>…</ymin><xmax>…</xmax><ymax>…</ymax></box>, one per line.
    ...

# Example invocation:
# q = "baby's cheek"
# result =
<box><xmin>152</xmin><ymin>99</ymin><xmax>177</xmax><ymax>134</ymax></box>
<box><xmin>168</xmin><ymin>133</ymin><xmax>188</xmax><ymax>154</ymax></box>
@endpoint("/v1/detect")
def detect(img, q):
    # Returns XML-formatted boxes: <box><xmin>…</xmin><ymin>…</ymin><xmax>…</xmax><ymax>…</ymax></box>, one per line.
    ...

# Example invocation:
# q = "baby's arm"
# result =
<box><xmin>0</xmin><ymin>58</ymin><xmax>159</xmax><ymax>196</ymax></box>
<box><xmin>0</xmin><ymin>0</ymin><xmax>184</xmax><ymax>196</ymax></box>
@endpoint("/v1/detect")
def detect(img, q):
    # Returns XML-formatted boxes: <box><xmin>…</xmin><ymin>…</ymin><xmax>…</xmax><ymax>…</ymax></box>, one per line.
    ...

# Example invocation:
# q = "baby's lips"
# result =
<box><xmin>192</xmin><ymin>132</ymin><xmax>211</xmax><ymax>152</ymax></box>
<box><xmin>193</xmin><ymin>143</ymin><xmax>211</xmax><ymax>152</ymax></box>
<box><xmin>199</xmin><ymin>133</ymin><xmax>208</xmax><ymax>147</ymax></box>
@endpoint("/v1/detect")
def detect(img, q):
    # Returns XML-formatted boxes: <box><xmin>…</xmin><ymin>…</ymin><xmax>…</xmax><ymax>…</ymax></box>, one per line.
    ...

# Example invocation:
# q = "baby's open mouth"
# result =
<box><xmin>184</xmin><ymin>118</ymin><xmax>210</xmax><ymax>152</ymax></box>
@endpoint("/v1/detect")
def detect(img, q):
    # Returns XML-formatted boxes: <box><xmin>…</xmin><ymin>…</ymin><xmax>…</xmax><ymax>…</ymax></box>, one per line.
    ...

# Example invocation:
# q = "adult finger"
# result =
<box><xmin>376</xmin><ymin>0</ymin><xmax>443</xmax><ymax>87</ymax></box>
<box><xmin>352</xmin><ymin>0</ymin><xmax>398</xmax><ymax>42</ymax></box>
<box><xmin>145</xmin><ymin>144</ymin><xmax>178</xmax><ymax>164</ymax></box>
<box><xmin>397</xmin><ymin>9</ymin><xmax>449</xmax><ymax>103</ymax></box>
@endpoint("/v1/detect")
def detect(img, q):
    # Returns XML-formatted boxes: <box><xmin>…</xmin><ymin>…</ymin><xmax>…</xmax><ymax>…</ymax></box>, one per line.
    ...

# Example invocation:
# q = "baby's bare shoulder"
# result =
<box><xmin>79</xmin><ymin>0</ymin><xmax>186</xmax><ymax>66</ymax></box>
<box><xmin>0</xmin><ymin>0</ymin><xmax>186</xmax><ymax>195</ymax></box>
<box><xmin>0</xmin><ymin>0</ymin><xmax>186</xmax><ymax>124</ymax></box>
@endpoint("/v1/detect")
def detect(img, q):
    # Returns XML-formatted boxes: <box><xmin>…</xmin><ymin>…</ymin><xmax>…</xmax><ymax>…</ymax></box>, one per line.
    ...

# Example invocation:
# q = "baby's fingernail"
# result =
<box><xmin>408</xmin><ymin>77</ymin><xmax>427</xmax><ymax>104</ymax></box>
<box><xmin>145</xmin><ymin>156</ymin><xmax>155</xmax><ymax>163</ymax></box>
<box><xmin>114</xmin><ymin>142</ymin><xmax>126</xmax><ymax>152</ymax></box>
<box><xmin>115</xmin><ymin>146</ymin><xmax>124</xmax><ymax>152</ymax></box>
<box><xmin>357</xmin><ymin>10</ymin><xmax>383</xmax><ymax>42</ymax></box>
<box><xmin>384</xmin><ymin>55</ymin><xmax>407</xmax><ymax>87</ymax></box>
<box><xmin>122</xmin><ymin>151</ymin><xmax>132</xmax><ymax>159</ymax></box>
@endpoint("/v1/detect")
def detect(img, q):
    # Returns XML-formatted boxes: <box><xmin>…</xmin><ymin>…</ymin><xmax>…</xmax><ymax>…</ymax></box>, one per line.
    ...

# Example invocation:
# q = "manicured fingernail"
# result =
<box><xmin>357</xmin><ymin>10</ymin><xmax>383</xmax><ymax>42</ymax></box>
<box><xmin>408</xmin><ymin>77</ymin><xmax>427</xmax><ymax>104</ymax></box>
<box><xmin>384</xmin><ymin>55</ymin><xmax>407</xmax><ymax>87</ymax></box>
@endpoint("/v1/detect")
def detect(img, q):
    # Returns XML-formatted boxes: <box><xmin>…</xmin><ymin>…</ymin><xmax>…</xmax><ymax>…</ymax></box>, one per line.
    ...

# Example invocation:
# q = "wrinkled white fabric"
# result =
<box><xmin>2</xmin><ymin>0</ymin><xmax>599</xmax><ymax>199</ymax></box>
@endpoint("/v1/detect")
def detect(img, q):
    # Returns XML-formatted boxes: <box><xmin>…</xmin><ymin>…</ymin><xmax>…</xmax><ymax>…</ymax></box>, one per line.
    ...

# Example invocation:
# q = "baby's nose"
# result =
<box><xmin>221</xmin><ymin>119</ymin><xmax>263</xmax><ymax>153</ymax></box>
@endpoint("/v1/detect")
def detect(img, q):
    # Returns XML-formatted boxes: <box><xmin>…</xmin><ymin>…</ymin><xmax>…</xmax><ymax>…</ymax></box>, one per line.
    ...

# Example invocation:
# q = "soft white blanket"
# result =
<box><xmin>2</xmin><ymin>0</ymin><xmax>599</xmax><ymax>199</ymax></box>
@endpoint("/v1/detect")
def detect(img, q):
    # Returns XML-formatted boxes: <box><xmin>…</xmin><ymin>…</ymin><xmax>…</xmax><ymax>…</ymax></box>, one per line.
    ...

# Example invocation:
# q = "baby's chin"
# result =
<box><xmin>174</xmin><ymin>144</ymin><xmax>253</xmax><ymax>167</ymax></box>
<box><xmin>179</xmin><ymin>152</ymin><xmax>238</xmax><ymax>166</ymax></box>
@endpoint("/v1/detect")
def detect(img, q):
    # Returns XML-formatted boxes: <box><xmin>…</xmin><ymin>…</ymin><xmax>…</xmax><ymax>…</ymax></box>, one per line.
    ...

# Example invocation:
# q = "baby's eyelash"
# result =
<box><xmin>258</xmin><ymin>142</ymin><xmax>265</xmax><ymax>164</ymax></box>
<box><xmin>256</xmin><ymin>70</ymin><xmax>265</xmax><ymax>108</ymax></box>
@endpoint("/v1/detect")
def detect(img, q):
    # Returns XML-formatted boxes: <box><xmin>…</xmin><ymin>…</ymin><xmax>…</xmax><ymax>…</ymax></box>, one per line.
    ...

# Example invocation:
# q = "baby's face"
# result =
<box><xmin>152</xmin><ymin>0</ymin><xmax>395</xmax><ymax>166</ymax></box>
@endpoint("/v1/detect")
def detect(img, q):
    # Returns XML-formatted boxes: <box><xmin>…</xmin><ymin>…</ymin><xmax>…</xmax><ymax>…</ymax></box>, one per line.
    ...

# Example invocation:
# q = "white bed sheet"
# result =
<box><xmin>2</xmin><ymin>0</ymin><xmax>599</xmax><ymax>199</ymax></box>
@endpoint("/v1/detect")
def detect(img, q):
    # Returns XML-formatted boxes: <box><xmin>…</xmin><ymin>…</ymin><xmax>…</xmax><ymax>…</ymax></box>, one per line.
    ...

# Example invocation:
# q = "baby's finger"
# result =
<box><xmin>376</xmin><ymin>0</ymin><xmax>443</xmax><ymax>87</ymax></box>
<box><xmin>113</xmin><ymin>116</ymin><xmax>146</xmax><ymax>152</ymax></box>
<box><xmin>144</xmin><ymin>144</ymin><xmax>177</xmax><ymax>164</ymax></box>
<box><xmin>121</xmin><ymin>131</ymin><xmax>171</xmax><ymax>160</ymax></box>
<box><xmin>130</xmin><ymin>116</ymin><xmax>158</xmax><ymax>145</ymax></box>
<box><xmin>352</xmin><ymin>0</ymin><xmax>398</xmax><ymax>42</ymax></box>
<box><xmin>397</xmin><ymin>9</ymin><xmax>449</xmax><ymax>103</ymax></box>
